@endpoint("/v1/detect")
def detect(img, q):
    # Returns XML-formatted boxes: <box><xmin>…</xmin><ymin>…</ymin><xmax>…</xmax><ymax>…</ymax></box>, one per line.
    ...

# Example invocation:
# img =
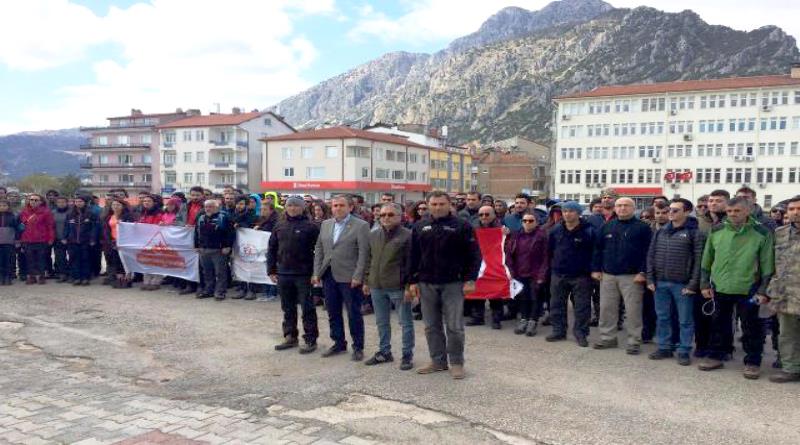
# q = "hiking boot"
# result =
<box><xmin>491</xmin><ymin>320</ymin><xmax>502</xmax><ymax>330</ymax></box>
<box><xmin>768</xmin><ymin>370</ymin><xmax>800</xmax><ymax>383</ymax></box>
<box><xmin>214</xmin><ymin>294</ymin><xmax>227</xmax><ymax>301</ymax></box>
<box><xmin>677</xmin><ymin>353</ymin><xmax>691</xmax><ymax>366</ymax></box>
<box><xmin>743</xmin><ymin>365</ymin><xmax>761</xmax><ymax>380</ymax></box>
<box><xmin>593</xmin><ymin>339</ymin><xmax>618</xmax><ymax>350</ymax></box>
<box><xmin>416</xmin><ymin>362</ymin><xmax>448</xmax><ymax>374</ymax></box>
<box><xmin>545</xmin><ymin>333</ymin><xmax>566</xmax><ymax>342</ymax></box>
<box><xmin>299</xmin><ymin>343</ymin><xmax>317</xmax><ymax>354</ymax></box>
<box><xmin>524</xmin><ymin>320</ymin><xmax>538</xmax><ymax>337</ymax></box>
<box><xmin>576</xmin><ymin>337</ymin><xmax>589</xmax><ymax>348</ymax></box>
<box><xmin>274</xmin><ymin>337</ymin><xmax>298</xmax><ymax>351</ymax></box>
<box><xmin>626</xmin><ymin>344</ymin><xmax>641</xmax><ymax>355</ymax></box>
<box><xmin>465</xmin><ymin>317</ymin><xmax>484</xmax><ymax>326</ymax></box>
<box><xmin>25</xmin><ymin>276</ymin><xmax>36</xmax><ymax>285</ymax></box>
<box><xmin>365</xmin><ymin>351</ymin><xmax>393</xmax><ymax>366</ymax></box>
<box><xmin>244</xmin><ymin>291</ymin><xmax>257</xmax><ymax>300</ymax></box>
<box><xmin>321</xmin><ymin>344</ymin><xmax>347</xmax><ymax>358</ymax></box>
<box><xmin>400</xmin><ymin>355</ymin><xmax>413</xmax><ymax>371</ymax></box>
<box><xmin>351</xmin><ymin>350</ymin><xmax>364</xmax><ymax>362</ymax></box>
<box><xmin>648</xmin><ymin>350</ymin><xmax>673</xmax><ymax>360</ymax></box>
<box><xmin>232</xmin><ymin>289</ymin><xmax>246</xmax><ymax>299</ymax></box>
<box><xmin>196</xmin><ymin>293</ymin><xmax>213</xmax><ymax>299</ymax></box>
<box><xmin>449</xmin><ymin>364</ymin><xmax>465</xmax><ymax>380</ymax></box>
<box><xmin>513</xmin><ymin>319</ymin><xmax>528</xmax><ymax>335</ymax></box>
<box><xmin>698</xmin><ymin>358</ymin><xmax>724</xmax><ymax>371</ymax></box>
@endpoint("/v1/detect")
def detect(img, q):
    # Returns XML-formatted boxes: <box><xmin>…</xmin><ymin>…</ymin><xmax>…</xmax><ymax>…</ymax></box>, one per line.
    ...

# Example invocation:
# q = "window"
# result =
<box><xmin>281</xmin><ymin>147</ymin><xmax>292</xmax><ymax>160</ymax></box>
<box><xmin>386</xmin><ymin>150</ymin><xmax>395</xmax><ymax>161</ymax></box>
<box><xmin>195</xmin><ymin>130</ymin><xmax>204</xmax><ymax>141</ymax></box>
<box><xmin>141</xmin><ymin>134</ymin><xmax>152</xmax><ymax>144</ymax></box>
<box><xmin>361</xmin><ymin>167</ymin><xmax>369</xmax><ymax>178</ymax></box>
<box><xmin>118</xmin><ymin>154</ymin><xmax>133</xmax><ymax>165</ymax></box>
<box><xmin>183</xmin><ymin>152</ymin><xmax>192</xmax><ymax>162</ymax></box>
<box><xmin>182</xmin><ymin>131</ymin><xmax>192</xmax><ymax>142</ymax></box>
<box><xmin>183</xmin><ymin>173</ymin><xmax>193</xmax><ymax>183</ymax></box>
<box><xmin>397</xmin><ymin>151</ymin><xmax>406</xmax><ymax>162</ymax></box>
<box><xmin>164</xmin><ymin>132</ymin><xmax>176</xmax><ymax>143</ymax></box>
<box><xmin>283</xmin><ymin>167</ymin><xmax>294</xmax><ymax>177</ymax></box>
<box><xmin>407</xmin><ymin>171</ymin><xmax>417</xmax><ymax>181</ymax></box>
<box><xmin>306</xmin><ymin>167</ymin><xmax>325</xmax><ymax>179</ymax></box>
<box><xmin>409</xmin><ymin>153</ymin><xmax>418</xmax><ymax>163</ymax></box>
<box><xmin>196</xmin><ymin>152</ymin><xmax>205</xmax><ymax>162</ymax></box>
<box><xmin>163</xmin><ymin>153</ymin><xmax>175</xmax><ymax>164</ymax></box>
<box><xmin>165</xmin><ymin>171</ymin><xmax>176</xmax><ymax>184</ymax></box>
<box><xmin>374</xmin><ymin>147</ymin><xmax>385</xmax><ymax>161</ymax></box>
<box><xmin>346</xmin><ymin>146</ymin><xmax>369</xmax><ymax>158</ymax></box>
<box><xmin>119</xmin><ymin>174</ymin><xmax>134</xmax><ymax>183</ymax></box>
<box><xmin>392</xmin><ymin>170</ymin><xmax>404</xmax><ymax>180</ymax></box>
<box><xmin>301</xmin><ymin>147</ymin><xmax>313</xmax><ymax>159</ymax></box>
<box><xmin>325</xmin><ymin>146</ymin><xmax>339</xmax><ymax>158</ymax></box>
<box><xmin>142</xmin><ymin>173</ymin><xmax>153</xmax><ymax>183</ymax></box>
<box><xmin>196</xmin><ymin>173</ymin><xmax>205</xmax><ymax>185</ymax></box>
<box><xmin>264</xmin><ymin>118</ymin><xmax>272</xmax><ymax>126</ymax></box>
<box><xmin>96</xmin><ymin>136</ymin><xmax>108</xmax><ymax>146</ymax></box>
<box><xmin>375</xmin><ymin>168</ymin><xmax>389</xmax><ymax>179</ymax></box>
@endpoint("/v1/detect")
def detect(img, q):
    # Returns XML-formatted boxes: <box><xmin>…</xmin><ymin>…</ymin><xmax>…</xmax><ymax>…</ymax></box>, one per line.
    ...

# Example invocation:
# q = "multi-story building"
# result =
<box><xmin>260</xmin><ymin>126</ymin><xmax>432</xmax><ymax>203</ymax></box>
<box><xmin>553</xmin><ymin>64</ymin><xmax>800</xmax><ymax>209</ymax></box>
<box><xmin>365</xmin><ymin>123</ymin><xmax>478</xmax><ymax>194</ymax></box>
<box><xmin>474</xmin><ymin>136</ymin><xmax>550</xmax><ymax>200</ymax></box>
<box><xmin>156</xmin><ymin>109</ymin><xmax>294</xmax><ymax>194</ymax></box>
<box><xmin>80</xmin><ymin>109</ymin><xmax>191</xmax><ymax>195</ymax></box>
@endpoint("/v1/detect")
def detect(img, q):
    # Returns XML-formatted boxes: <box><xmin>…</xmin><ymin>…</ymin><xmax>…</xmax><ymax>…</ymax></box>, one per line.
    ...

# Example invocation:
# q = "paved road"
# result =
<box><xmin>0</xmin><ymin>281</ymin><xmax>798</xmax><ymax>445</ymax></box>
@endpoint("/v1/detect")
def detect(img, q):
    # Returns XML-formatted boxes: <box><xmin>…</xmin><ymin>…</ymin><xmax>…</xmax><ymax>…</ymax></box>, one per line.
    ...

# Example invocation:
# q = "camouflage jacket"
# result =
<box><xmin>767</xmin><ymin>224</ymin><xmax>800</xmax><ymax>315</ymax></box>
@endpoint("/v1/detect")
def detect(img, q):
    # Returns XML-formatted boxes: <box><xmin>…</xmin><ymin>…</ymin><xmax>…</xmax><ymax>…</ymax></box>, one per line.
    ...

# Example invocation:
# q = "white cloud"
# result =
<box><xmin>348</xmin><ymin>0</ymin><xmax>800</xmax><ymax>46</ymax></box>
<box><xmin>0</xmin><ymin>0</ymin><xmax>335</xmax><ymax>133</ymax></box>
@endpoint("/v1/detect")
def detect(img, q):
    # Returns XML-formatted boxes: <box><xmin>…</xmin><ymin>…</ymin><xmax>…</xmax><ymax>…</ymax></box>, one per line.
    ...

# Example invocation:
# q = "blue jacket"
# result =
<box><xmin>195</xmin><ymin>211</ymin><xmax>235</xmax><ymax>249</ymax></box>
<box><xmin>592</xmin><ymin>217</ymin><xmax>652</xmax><ymax>275</ymax></box>
<box><xmin>547</xmin><ymin>221</ymin><xmax>595</xmax><ymax>277</ymax></box>
<box><xmin>0</xmin><ymin>211</ymin><xmax>22</xmax><ymax>245</ymax></box>
<box><xmin>503</xmin><ymin>212</ymin><xmax>523</xmax><ymax>232</ymax></box>
<box><xmin>63</xmin><ymin>209</ymin><xmax>100</xmax><ymax>245</ymax></box>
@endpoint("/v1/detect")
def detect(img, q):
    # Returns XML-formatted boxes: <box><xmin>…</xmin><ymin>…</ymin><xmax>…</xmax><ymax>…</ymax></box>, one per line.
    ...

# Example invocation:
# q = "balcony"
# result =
<box><xmin>80</xmin><ymin>122</ymin><xmax>155</xmax><ymax>131</ymax></box>
<box><xmin>80</xmin><ymin>143</ymin><xmax>151</xmax><ymax>150</ymax></box>
<box><xmin>209</xmin><ymin>140</ymin><xmax>247</xmax><ymax>150</ymax></box>
<box><xmin>81</xmin><ymin>162</ymin><xmax>152</xmax><ymax>169</ymax></box>
<box><xmin>209</xmin><ymin>161</ymin><xmax>235</xmax><ymax>171</ymax></box>
<box><xmin>83</xmin><ymin>181</ymin><xmax>151</xmax><ymax>188</ymax></box>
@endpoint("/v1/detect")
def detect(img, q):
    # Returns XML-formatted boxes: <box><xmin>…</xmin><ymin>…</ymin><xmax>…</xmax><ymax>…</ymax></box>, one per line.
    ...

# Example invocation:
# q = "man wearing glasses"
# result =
<box><xmin>362</xmin><ymin>203</ymin><xmax>414</xmax><ymax>370</ymax></box>
<box><xmin>646</xmin><ymin>198</ymin><xmax>705</xmax><ymax>366</ymax></box>
<box><xmin>466</xmin><ymin>205</ymin><xmax>505</xmax><ymax>329</ymax></box>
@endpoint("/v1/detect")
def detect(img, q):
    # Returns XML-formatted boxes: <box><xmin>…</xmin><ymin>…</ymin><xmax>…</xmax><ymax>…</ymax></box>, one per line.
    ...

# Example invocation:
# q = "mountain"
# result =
<box><xmin>0</xmin><ymin>129</ymin><xmax>86</xmax><ymax>179</ymax></box>
<box><xmin>276</xmin><ymin>0</ymin><xmax>800</xmax><ymax>144</ymax></box>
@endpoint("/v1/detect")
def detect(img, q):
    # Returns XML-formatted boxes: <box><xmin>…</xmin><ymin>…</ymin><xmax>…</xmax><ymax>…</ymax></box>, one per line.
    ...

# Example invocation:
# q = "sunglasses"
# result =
<box><xmin>668</xmin><ymin>208</ymin><xmax>683</xmax><ymax>213</ymax></box>
<box><xmin>522</xmin><ymin>219</ymin><xmax>536</xmax><ymax>223</ymax></box>
<box><xmin>697</xmin><ymin>204</ymin><xmax>707</xmax><ymax>208</ymax></box>
<box><xmin>417</xmin><ymin>207</ymin><xmax>428</xmax><ymax>210</ymax></box>
<box><xmin>478</xmin><ymin>213</ymin><xmax>492</xmax><ymax>217</ymax></box>
<box><xmin>28</xmin><ymin>198</ymin><xmax>41</xmax><ymax>202</ymax></box>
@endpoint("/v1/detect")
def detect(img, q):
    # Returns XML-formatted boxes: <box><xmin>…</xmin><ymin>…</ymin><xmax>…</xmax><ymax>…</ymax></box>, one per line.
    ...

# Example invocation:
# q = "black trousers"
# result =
<box><xmin>516</xmin><ymin>277</ymin><xmax>545</xmax><ymax>321</ymax></box>
<box><xmin>53</xmin><ymin>243</ymin><xmax>68</xmax><ymax>277</ymax></box>
<box><xmin>0</xmin><ymin>245</ymin><xmax>13</xmax><ymax>281</ymax></box>
<box><xmin>24</xmin><ymin>243</ymin><xmax>49</xmax><ymax>277</ymax></box>
<box><xmin>550</xmin><ymin>274</ymin><xmax>592</xmax><ymax>339</ymax></box>
<box><xmin>278</xmin><ymin>275</ymin><xmax>318</xmax><ymax>344</ymax></box>
<box><xmin>694</xmin><ymin>294</ymin><xmax>715</xmax><ymax>356</ymax></box>
<box><xmin>67</xmin><ymin>243</ymin><xmax>92</xmax><ymax>281</ymax></box>
<box><xmin>709</xmin><ymin>293</ymin><xmax>764</xmax><ymax>366</ymax></box>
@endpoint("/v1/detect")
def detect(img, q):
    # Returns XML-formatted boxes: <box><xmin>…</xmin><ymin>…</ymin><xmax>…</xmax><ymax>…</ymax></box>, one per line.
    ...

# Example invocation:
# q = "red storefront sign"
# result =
<box><xmin>611</xmin><ymin>187</ymin><xmax>663</xmax><ymax>196</ymax></box>
<box><xmin>260</xmin><ymin>181</ymin><xmax>432</xmax><ymax>191</ymax></box>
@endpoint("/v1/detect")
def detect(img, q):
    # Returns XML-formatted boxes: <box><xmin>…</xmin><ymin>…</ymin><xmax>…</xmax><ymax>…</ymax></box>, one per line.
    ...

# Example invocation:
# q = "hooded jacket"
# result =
<box><xmin>161</xmin><ymin>198</ymin><xmax>185</xmax><ymax>226</ymax></box>
<box><xmin>263</xmin><ymin>191</ymin><xmax>283</xmax><ymax>211</ymax></box>
<box><xmin>248</xmin><ymin>193</ymin><xmax>262</xmax><ymax>216</ymax></box>
<box><xmin>20</xmin><ymin>204</ymin><xmax>55</xmax><ymax>244</ymax></box>
<box><xmin>137</xmin><ymin>205</ymin><xmax>163</xmax><ymax>225</ymax></box>
<box><xmin>646</xmin><ymin>217</ymin><xmax>705</xmax><ymax>291</ymax></box>
<box><xmin>701</xmin><ymin>216</ymin><xmax>774</xmax><ymax>295</ymax></box>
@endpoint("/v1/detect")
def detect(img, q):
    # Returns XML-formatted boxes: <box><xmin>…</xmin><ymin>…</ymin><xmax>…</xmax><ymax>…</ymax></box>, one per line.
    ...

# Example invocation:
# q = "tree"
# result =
<box><xmin>59</xmin><ymin>174</ymin><xmax>82</xmax><ymax>197</ymax></box>
<box><xmin>16</xmin><ymin>174</ymin><xmax>60</xmax><ymax>195</ymax></box>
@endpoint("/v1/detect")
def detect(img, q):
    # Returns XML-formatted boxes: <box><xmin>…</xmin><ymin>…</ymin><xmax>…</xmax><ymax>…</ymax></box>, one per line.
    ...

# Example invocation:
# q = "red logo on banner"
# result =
<box><xmin>135</xmin><ymin>232</ymin><xmax>186</xmax><ymax>269</ymax></box>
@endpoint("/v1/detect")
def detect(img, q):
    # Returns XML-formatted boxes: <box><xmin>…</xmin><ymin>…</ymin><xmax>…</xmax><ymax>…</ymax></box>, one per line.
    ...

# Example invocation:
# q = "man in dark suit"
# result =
<box><xmin>313</xmin><ymin>194</ymin><xmax>371</xmax><ymax>361</ymax></box>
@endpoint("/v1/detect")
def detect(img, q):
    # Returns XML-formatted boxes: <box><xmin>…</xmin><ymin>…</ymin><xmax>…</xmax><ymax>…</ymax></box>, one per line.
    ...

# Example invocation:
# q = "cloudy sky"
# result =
<box><xmin>1</xmin><ymin>0</ymin><xmax>798</xmax><ymax>135</ymax></box>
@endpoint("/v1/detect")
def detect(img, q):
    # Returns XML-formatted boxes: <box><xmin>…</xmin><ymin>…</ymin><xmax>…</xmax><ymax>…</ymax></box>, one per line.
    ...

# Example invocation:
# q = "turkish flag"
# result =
<box><xmin>466</xmin><ymin>227</ymin><xmax>523</xmax><ymax>300</ymax></box>
<box><xmin>664</xmin><ymin>171</ymin><xmax>676</xmax><ymax>181</ymax></box>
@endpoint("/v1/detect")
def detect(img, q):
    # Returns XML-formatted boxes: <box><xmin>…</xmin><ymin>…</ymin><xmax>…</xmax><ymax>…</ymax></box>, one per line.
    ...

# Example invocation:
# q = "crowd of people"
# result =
<box><xmin>0</xmin><ymin>184</ymin><xmax>798</xmax><ymax>383</ymax></box>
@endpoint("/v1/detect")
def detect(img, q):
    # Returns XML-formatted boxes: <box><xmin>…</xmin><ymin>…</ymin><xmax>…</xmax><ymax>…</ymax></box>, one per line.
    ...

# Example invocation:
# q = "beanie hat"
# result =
<box><xmin>561</xmin><ymin>201</ymin><xmax>583</xmax><ymax>214</ymax></box>
<box><xmin>285</xmin><ymin>196</ymin><xmax>305</xmax><ymax>207</ymax></box>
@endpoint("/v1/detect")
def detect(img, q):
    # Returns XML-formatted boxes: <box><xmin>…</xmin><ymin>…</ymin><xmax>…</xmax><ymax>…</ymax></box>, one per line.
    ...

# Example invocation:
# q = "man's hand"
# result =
<box><xmin>221</xmin><ymin>247</ymin><xmax>231</xmax><ymax>255</ymax></box>
<box><xmin>681</xmin><ymin>288</ymin><xmax>696</xmax><ymax>295</ymax></box>
<box><xmin>311</xmin><ymin>276</ymin><xmax>320</xmax><ymax>286</ymax></box>
<box><xmin>501</xmin><ymin>226</ymin><xmax>510</xmax><ymax>236</ymax></box>
<box><xmin>350</xmin><ymin>279</ymin><xmax>361</xmax><ymax>289</ymax></box>
<box><xmin>591</xmin><ymin>272</ymin><xmax>602</xmax><ymax>281</ymax></box>
<box><xmin>633</xmin><ymin>273</ymin><xmax>646</xmax><ymax>284</ymax></box>
<box><xmin>269</xmin><ymin>274</ymin><xmax>278</xmax><ymax>284</ymax></box>
<box><xmin>408</xmin><ymin>284</ymin><xmax>420</xmax><ymax>300</ymax></box>
<box><xmin>61</xmin><ymin>239</ymin><xmax>67</xmax><ymax>245</ymax></box>
<box><xmin>463</xmin><ymin>280</ymin><xmax>476</xmax><ymax>294</ymax></box>
<box><xmin>701</xmin><ymin>288</ymin><xmax>714</xmax><ymax>300</ymax></box>
<box><xmin>362</xmin><ymin>284</ymin><xmax>370</xmax><ymax>295</ymax></box>
<box><xmin>647</xmin><ymin>284</ymin><xmax>656</xmax><ymax>292</ymax></box>
<box><xmin>756</xmin><ymin>294</ymin><xmax>770</xmax><ymax>304</ymax></box>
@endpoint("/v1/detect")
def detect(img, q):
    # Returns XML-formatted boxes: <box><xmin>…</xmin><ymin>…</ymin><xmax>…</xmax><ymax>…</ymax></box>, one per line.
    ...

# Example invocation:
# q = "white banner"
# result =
<box><xmin>117</xmin><ymin>222</ymin><xmax>200</xmax><ymax>282</ymax></box>
<box><xmin>232</xmin><ymin>228</ymin><xmax>274</xmax><ymax>285</ymax></box>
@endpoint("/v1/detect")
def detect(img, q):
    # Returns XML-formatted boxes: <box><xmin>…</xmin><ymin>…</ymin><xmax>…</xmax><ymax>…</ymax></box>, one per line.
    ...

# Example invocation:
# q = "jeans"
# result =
<box><xmin>322</xmin><ymin>271</ymin><xmax>364</xmax><ymax>351</ymax></box>
<box><xmin>278</xmin><ymin>275</ymin><xmax>318</xmax><ymax>344</ymax></box>
<box><xmin>371</xmin><ymin>288</ymin><xmax>414</xmax><ymax>358</ymax></box>
<box><xmin>550</xmin><ymin>274</ymin><xmax>592</xmax><ymax>339</ymax></box>
<box><xmin>709</xmin><ymin>293</ymin><xmax>764</xmax><ymax>366</ymax></box>
<box><xmin>778</xmin><ymin>313</ymin><xmax>800</xmax><ymax>374</ymax></box>
<box><xmin>599</xmin><ymin>274</ymin><xmax>644</xmax><ymax>345</ymax></box>
<box><xmin>0</xmin><ymin>245</ymin><xmax>13</xmax><ymax>280</ymax></box>
<box><xmin>67</xmin><ymin>243</ymin><xmax>92</xmax><ymax>281</ymax></box>
<box><xmin>654</xmin><ymin>281</ymin><xmax>695</xmax><ymax>354</ymax></box>
<box><xmin>516</xmin><ymin>277</ymin><xmax>545</xmax><ymax>321</ymax></box>
<box><xmin>199</xmin><ymin>249</ymin><xmax>229</xmax><ymax>296</ymax></box>
<box><xmin>419</xmin><ymin>281</ymin><xmax>465</xmax><ymax>366</ymax></box>
<box><xmin>53</xmin><ymin>243</ymin><xmax>68</xmax><ymax>277</ymax></box>
<box><xmin>24</xmin><ymin>243</ymin><xmax>49</xmax><ymax>277</ymax></box>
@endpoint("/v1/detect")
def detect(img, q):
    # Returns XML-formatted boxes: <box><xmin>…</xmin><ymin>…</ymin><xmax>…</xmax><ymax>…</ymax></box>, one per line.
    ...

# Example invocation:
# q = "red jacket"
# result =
<box><xmin>138</xmin><ymin>209</ymin><xmax>162</xmax><ymax>225</ymax></box>
<box><xmin>186</xmin><ymin>201</ymin><xmax>203</xmax><ymax>226</ymax></box>
<box><xmin>20</xmin><ymin>204</ymin><xmax>56</xmax><ymax>244</ymax></box>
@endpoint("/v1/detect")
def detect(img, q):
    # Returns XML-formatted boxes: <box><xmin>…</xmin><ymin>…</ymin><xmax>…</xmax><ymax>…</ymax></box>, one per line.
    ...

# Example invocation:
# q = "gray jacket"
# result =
<box><xmin>646</xmin><ymin>218</ymin><xmax>705</xmax><ymax>291</ymax></box>
<box><xmin>313</xmin><ymin>216</ymin><xmax>371</xmax><ymax>283</ymax></box>
<box><xmin>52</xmin><ymin>208</ymin><xmax>69</xmax><ymax>240</ymax></box>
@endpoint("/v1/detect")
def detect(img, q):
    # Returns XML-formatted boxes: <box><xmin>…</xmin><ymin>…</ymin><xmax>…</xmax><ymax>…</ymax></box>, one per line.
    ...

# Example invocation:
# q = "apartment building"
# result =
<box><xmin>80</xmin><ymin>109</ymin><xmax>190</xmax><ymax>194</ymax></box>
<box><xmin>474</xmin><ymin>136</ymin><xmax>550</xmax><ymax>200</ymax></box>
<box><xmin>553</xmin><ymin>64</ymin><xmax>800</xmax><ymax>209</ymax></box>
<box><xmin>260</xmin><ymin>126</ymin><xmax>432</xmax><ymax>203</ymax></box>
<box><xmin>156</xmin><ymin>109</ymin><xmax>294</xmax><ymax>194</ymax></box>
<box><xmin>364</xmin><ymin>123</ymin><xmax>477</xmax><ymax>193</ymax></box>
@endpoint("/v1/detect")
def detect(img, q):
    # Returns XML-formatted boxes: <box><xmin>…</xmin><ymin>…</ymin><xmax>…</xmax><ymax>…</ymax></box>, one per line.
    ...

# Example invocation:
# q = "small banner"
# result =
<box><xmin>232</xmin><ymin>228</ymin><xmax>274</xmax><ymax>285</ymax></box>
<box><xmin>466</xmin><ymin>227</ymin><xmax>523</xmax><ymax>300</ymax></box>
<box><xmin>117</xmin><ymin>222</ymin><xmax>199</xmax><ymax>282</ymax></box>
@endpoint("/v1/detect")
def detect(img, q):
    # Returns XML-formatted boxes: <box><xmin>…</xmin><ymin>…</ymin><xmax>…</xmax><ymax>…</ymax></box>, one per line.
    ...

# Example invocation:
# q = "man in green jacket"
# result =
<box><xmin>699</xmin><ymin>197</ymin><xmax>775</xmax><ymax>379</ymax></box>
<box><xmin>362</xmin><ymin>203</ymin><xmax>415</xmax><ymax>370</ymax></box>
<box><xmin>767</xmin><ymin>195</ymin><xmax>800</xmax><ymax>383</ymax></box>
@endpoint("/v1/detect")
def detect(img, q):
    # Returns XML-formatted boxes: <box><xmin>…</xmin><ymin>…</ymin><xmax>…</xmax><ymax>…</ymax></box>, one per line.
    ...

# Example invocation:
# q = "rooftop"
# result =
<box><xmin>554</xmin><ymin>74</ymin><xmax>800</xmax><ymax>100</ymax></box>
<box><xmin>157</xmin><ymin>111</ymin><xmax>271</xmax><ymax>129</ymax></box>
<box><xmin>260</xmin><ymin>126</ymin><xmax>434</xmax><ymax>149</ymax></box>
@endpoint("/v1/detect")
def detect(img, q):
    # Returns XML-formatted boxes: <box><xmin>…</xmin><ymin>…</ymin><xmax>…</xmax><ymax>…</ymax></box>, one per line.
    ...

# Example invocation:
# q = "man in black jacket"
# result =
<box><xmin>646</xmin><ymin>198</ymin><xmax>705</xmax><ymax>365</ymax></box>
<box><xmin>195</xmin><ymin>200</ymin><xmax>235</xmax><ymax>300</ymax></box>
<box><xmin>269</xmin><ymin>197</ymin><xmax>321</xmax><ymax>353</ymax></box>
<box><xmin>592</xmin><ymin>197</ymin><xmax>653</xmax><ymax>354</ymax></box>
<box><xmin>409</xmin><ymin>191</ymin><xmax>480</xmax><ymax>379</ymax></box>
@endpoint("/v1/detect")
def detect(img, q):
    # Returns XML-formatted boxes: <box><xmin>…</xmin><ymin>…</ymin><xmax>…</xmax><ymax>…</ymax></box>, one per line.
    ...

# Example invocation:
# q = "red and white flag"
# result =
<box><xmin>466</xmin><ymin>227</ymin><xmax>523</xmax><ymax>300</ymax></box>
